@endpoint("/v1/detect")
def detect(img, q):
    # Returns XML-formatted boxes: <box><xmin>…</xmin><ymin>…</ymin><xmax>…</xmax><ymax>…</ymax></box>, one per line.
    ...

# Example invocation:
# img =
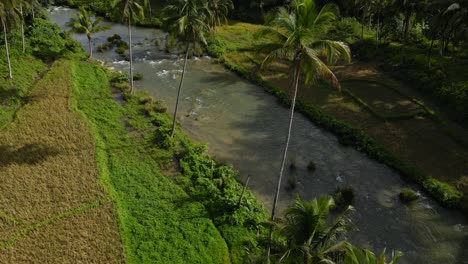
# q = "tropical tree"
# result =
<box><xmin>205</xmin><ymin>0</ymin><xmax>233</xmax><ymax>32</ymax></box>
<box><xmin>354</xmin><ymin>0</ymin><xmax>373</xmax><ymax>39</ymax></box>
<box><xmin>256</xmin><ymin>0</ymin><xmax>351</xmax><ymax>260</ymax></box>
<box><xmin>274</xmin><ymin>197</ymin><xmax>353</xmax><ymax>264</ymax></box>
<box><xmin>343</xmin><ymin>243</ymin><xmax>403</xmax><ymax>264</ymax></box>
<box><xmin>112</xmin><ymin>0</ymin><xmax>150</xmax><ymax>92</ymax></box>
<box><xmin>18</xmin><ymin>0</ymin><xmax>29</xmax><ymax>53</ymax></box>
<box><xmin>163</xmin><ymin>0</ymin><xmax>209</xmax><ymax>137</ymax></box>
<box><xmin>0</xmin><ymin>0</ymin><xmax>19</xmax><ymax>79</ymax></box>
<box><xmin>393</xmin><ymin>0</ymin><xmax>425</xmax><ymax>62</ymax></box>
<box><xmin>67</xmin><ymin>6</ymin><xmax>109</xmax><ymax>59</ymax></box>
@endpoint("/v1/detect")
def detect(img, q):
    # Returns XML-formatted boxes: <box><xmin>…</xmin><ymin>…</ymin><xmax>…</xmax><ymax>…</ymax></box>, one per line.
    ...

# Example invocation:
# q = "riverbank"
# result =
<box><xmin>71</xmin><ymin>60</ymin><xmax>268</xmax><ymax>263</ymax></box>
<box><xmin>207</xmin><ymin>21</ymin><xmax>467</xmax><ymax>212</ymax></box>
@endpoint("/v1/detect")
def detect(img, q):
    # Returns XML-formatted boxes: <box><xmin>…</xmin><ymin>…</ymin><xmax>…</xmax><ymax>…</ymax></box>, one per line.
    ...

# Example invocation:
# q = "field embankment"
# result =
<box><xmin>0</xmin><ymin>60</ymin><xmax>124</xmax><ymax>263</ymax></box>
<box><xmin>70</xmin><ymin>61</ymin><xmax>267</xmax><ymax>263</ymax></box>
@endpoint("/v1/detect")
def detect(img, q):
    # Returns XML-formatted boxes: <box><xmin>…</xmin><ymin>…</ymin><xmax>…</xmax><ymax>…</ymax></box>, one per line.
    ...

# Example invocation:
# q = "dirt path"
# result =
<box><xmin>0</xmin><ymin>60</ymin><xmax>124</xmax><ymax>263</ymax></box>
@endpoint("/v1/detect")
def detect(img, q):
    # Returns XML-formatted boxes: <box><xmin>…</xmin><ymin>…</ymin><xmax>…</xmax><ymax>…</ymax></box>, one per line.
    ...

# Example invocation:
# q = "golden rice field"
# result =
<box><xmin>0</xmin><ymin>60</ymin><xmax>124</xmax><ymax>263</ymax></box>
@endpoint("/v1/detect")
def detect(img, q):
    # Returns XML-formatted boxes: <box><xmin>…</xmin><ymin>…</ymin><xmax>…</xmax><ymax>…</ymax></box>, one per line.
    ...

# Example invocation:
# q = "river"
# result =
<box><xmin>49</xmin><ymin>7</ymin><xmax>467</xmax><ymax>263</ymax></box>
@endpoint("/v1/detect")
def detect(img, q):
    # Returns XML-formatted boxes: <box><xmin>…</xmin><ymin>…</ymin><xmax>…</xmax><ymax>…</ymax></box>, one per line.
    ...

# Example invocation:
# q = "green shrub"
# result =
<box><xmin>28</xmin><ymin>18</ymin><xmax>66</xmax><ymax>60</ymax></box>
<box><xmin>333</xmin><ymin>187</ymin><xmax>355</xmax><ymax>208</ymax></box>
<box><xmin>115</xmin><ymin>46</ymin><xmax>126</xmax><ymax>55</ymax></box>
<box><xmin>133</xmin><ymin>73</ymin><xmax>143</xmax><ymax>81</ymax></box>
<box><xmin>423</xmin><ymin>178</ymin><xmax>463</xmax><ymax>208</ymax></box>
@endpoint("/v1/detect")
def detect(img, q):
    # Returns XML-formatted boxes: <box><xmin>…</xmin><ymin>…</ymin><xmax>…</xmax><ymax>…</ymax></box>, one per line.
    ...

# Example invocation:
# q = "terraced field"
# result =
<box><xmin>0</xmin><ymin>60</ymin><xmax>124</xmax><ymax>263</ymax></box>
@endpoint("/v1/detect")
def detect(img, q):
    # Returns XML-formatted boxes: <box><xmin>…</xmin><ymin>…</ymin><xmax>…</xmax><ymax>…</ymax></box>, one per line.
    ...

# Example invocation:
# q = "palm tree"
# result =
<box><xmin>0</xmin><ymin>0</ymin><xmax>19</xmax><ymax>79</ymax></box>
<box><xmin>393</xmin><ymin>0</ymin><xmax>425</xmax><ymax>63</ymax></box>
<box><xmin>205</xmin><ymin>0</ymin><xmax>233</xmax><ymax>32</ymax></box>
<box><xmin>354</xmin><ymin>0</ymin><xmax>373</xmax><ymax>39</ymax></box>
<box><xmin>67</xmin><ymin>6</ymin><xmax>109</xmax><ymax>59</ymax></box>
<box><xmin>343</xmin><ymin>243</ymin><xmax>403</xmax><ymax>264</ymax></box>
<box><xmin>256</xmin><ymin>0</ymin><xmax>351</xmax><ymax>261</ymax></box>
<box><xmin>163</xmin><ymin>0</ymin><xmax>209</xmax><ymax>137</ymax></box>
<box><xmin>112</xmin><ymin>0</ymin><xmax>150</xmax><ymax>92</ymax></box>
<box><xmin>276</xmin><ymin>197</ymin><xmax>353</xmax><ymax>264</ymax></box>
<box><xmin>18</xmin><ymin>1</ymin><xmax>28</xmax><ymax>53</ymax></box>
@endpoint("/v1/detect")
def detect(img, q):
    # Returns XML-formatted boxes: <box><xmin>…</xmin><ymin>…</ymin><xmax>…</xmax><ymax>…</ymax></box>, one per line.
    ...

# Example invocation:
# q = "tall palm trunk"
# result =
<box><xmin>266</xmin><ymin>60</ymin><xmax>301</xmax><ymax>263</ymax></box>
<box><xmin>128</xmin><ymin>16</ymin><xmax>134</xmax><ymax>92</ymax></box>
<box><xmin>400</xmin><ymin>11</ymin><xmax>411</xmax><ymax>63</ymax></box>
<box><xmin>87</xmin><ymin>35</ymin><xmax>93</xmax><ymax>58</ymax></box>
<box><xmin>171</xmin><ymin>43</ymin><xmax>190</xmax><ymax>138</ymax></box>
<box><xmin>20</xmin><ymin>4</ymin><xmax>25</xmax><ymax>53</ymax></box>
<box><xmin>2</xmin><ymin>18</ymin><xmax>12</xmax><ymax>79</ymax></box>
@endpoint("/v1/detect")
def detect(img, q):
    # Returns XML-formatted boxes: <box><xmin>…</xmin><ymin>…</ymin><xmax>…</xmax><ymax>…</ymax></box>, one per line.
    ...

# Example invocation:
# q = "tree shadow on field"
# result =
<box><xmin>0</xmin><ymin>143</ymin><xmax>60</xmax><ymax>167</ymax></box>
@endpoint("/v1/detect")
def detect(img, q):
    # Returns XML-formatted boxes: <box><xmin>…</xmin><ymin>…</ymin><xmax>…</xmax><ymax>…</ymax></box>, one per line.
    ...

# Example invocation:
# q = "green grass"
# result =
<box><xmin>70</xmin><ymin>61</ymin><xmax>264</xmax><ymax>263</ymax></box>
<box><xmin>0</xmin><ymin>51</ymin><xmax>47</xmax><ymax>128</ymax></box>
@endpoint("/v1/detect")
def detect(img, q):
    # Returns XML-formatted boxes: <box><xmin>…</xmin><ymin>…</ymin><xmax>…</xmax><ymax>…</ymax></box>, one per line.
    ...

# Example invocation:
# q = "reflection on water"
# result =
<box><xmin>50</xmin><ymin>7</ymin><xmax>468</xmax><ymax>264</ymax></box>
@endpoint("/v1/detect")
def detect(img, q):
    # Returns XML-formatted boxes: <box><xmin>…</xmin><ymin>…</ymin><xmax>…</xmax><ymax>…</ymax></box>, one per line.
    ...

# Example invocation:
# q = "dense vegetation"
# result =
<box><xmin>1</xmin><ymin>0</ymin><xmax>467</xmax><ymax>263</ymax></box>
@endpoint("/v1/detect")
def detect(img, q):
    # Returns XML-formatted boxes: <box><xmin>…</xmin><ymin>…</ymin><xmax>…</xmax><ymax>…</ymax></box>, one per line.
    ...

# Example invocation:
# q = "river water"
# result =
<box><xmin>50</xmin><ymin>7</ymin><xmax>467</xmax><ymax>263</ymax></box>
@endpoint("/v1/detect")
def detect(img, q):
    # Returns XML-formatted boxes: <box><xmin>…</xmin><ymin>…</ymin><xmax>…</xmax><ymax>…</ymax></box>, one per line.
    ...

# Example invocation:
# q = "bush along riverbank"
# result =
<box><xmin>70</xmin><ymin>60</ymin><xmax>268</xmax><ymax>263</ymax></box>
<box><xmin>207</xmin><ymin>32</ymin><xmax>465</xmax><ymax>212</ymax></box>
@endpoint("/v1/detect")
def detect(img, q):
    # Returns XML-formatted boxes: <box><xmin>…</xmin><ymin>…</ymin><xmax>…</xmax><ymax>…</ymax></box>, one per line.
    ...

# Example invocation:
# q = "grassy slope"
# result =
<box><xmin>208</xmin><ymin>22</ymin><xmax>466</xmax><ymax>210</ymax></box>
<box><xmin>0</xmin><ymin>60</ymin><xmax>124</xmax><ymax>263</ymax></box>
<box><xmin>0</xmin><ymin>50</ymin><xmax>47</xmax><ymax>128</ymax></box>
<box><xmin>70</xmin><ymin>61</ymin><xmax>232</xmax><ymax>263</ymax></box>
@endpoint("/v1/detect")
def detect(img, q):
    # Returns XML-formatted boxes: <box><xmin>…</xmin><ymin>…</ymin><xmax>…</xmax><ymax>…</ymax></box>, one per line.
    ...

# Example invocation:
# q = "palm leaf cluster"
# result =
<box><xmin>67</xmin><ymin>6</ymin><xmax>109</xmax><ymax>58</ymax></box>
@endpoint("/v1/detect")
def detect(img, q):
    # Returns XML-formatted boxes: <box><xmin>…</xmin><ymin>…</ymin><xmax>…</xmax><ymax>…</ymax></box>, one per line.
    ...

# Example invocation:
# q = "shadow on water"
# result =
<box><xmin>198</xmin><ymin>70</ymin><xmax>244</xmax><ymax>86</ymax></box>
<box><xmin>0</xmin><ymin>144</ymin><xmax>60</xmax><ymax>166</ymax></box>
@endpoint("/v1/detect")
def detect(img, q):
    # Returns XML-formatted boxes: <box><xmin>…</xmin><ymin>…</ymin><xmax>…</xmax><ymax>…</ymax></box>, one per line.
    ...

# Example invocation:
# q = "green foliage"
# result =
<box><xmin>0</xmin><ymin>52</ymin><xmax>46</xmax><ymax>128</ymax></box>
<box><xmin>28</xmin><ymin>18</ymin><xmax>66</xmax><ymax>60</ymax></box>
<box><xmin>132</xmin><ymin>72</ymin><xmax>143</xmax><ymax>80</ymax></box>
<box><xmin>353</xmin><ymin>39</ymin><xmax>468</xmax><ymax>126</ymax></box>
<box><xmin>334</xmin><ymin>186</ymin><xmax>355</xmax><ymax>208</ymax></box>
<box><xmin>70</xmin><ymin>62</ymin><xmax>232</xmax><ymax>263</ymax></box>
<box><xmin>423</xmin><ymin>178</ymin><xmax>463</xmax><ymax>208</ymax></box>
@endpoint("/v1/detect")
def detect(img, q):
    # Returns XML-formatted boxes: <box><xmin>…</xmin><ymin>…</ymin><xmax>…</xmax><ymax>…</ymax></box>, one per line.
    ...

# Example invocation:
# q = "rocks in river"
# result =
<box><xmin>399</xmin><ymin>188</ymin><xmax>420</xmax><ymax>204</ymax></box>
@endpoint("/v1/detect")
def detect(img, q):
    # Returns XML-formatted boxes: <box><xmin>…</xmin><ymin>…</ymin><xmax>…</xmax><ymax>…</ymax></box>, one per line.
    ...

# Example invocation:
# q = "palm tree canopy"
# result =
<box><xmin>0</xmin><ymin>0</ymin><xmax>20</xmax><ymax>29</ymax></box>
<box><xmin>163</xmin><ymin>0</ymin><xmax>209</xmax><ymax>51</ymax></box>
<box><xmin>206</xmin><ymin>0</ymin><xmax>233</xmax><ymax>29</ymax></box>
<box><xmin>344</xmin><ymin>243</ymin><xmax>403</xmax><ymax>264</ymax></box>
<box><xmin>257</xmin><ymin>0</ymin><xmax>351</xmax><ymax>90</ymax></box>
<box><xmin>112</xmin><ymin>0</ymin><xmax>149</xmax><ymax>23</ymax></box>
<box><xmin>67</xmin><ymin>6</ymin><xmax>109</xmax><ymax>37</ymax></box>
<box><xmin>277</xmin><ymin>196</ymin><xmax>354</xmax><ymax>263</ymax></box>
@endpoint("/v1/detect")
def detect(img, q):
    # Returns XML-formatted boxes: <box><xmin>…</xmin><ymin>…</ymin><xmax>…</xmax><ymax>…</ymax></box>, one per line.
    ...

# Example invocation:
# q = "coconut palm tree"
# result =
<box><xmin>343</xmin><ymin>243</ymin><xmax>403</xmax><ymax>264</ymax></box>
<box><xmin>275</xmin><ymin>197</ymin><xmax>353</xmax><ymax>264</ymax></box>
<box><xmin>163</xmin><ymin>0</ymin><xmax>209</xmax><ymax>137</ymax></box>
<box><xmin>256</xmin><ymin>0</ymin><xmax>351</xmax><ymax>260</ymax></box>
<box><xmin>354</xmin><ymin>0</ymin><xmax>373</xmax><ymax>39</ymax></box>
<box><xmin>205</xmin><ymin>0</ymin><xmax>233</xmax><ymax>32</ymax></box>
<box><xmin>18</xmin><ymin>1</ymin><xmax>28</xmax><ymax>53</ymax></box>
<box><xmin>112</xmin><ymin>0</ymin><xmax>150</xmax><ymax>92</ymax></box>
<box><xmin>67</xmin><ymin>6</ymin><xmax>109</xmax><ymax>59</ymax></box>
<box><xmin>0</xmin><ymin>0</ymin><xmax>19</xmax><ymax>79</ymax></box>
